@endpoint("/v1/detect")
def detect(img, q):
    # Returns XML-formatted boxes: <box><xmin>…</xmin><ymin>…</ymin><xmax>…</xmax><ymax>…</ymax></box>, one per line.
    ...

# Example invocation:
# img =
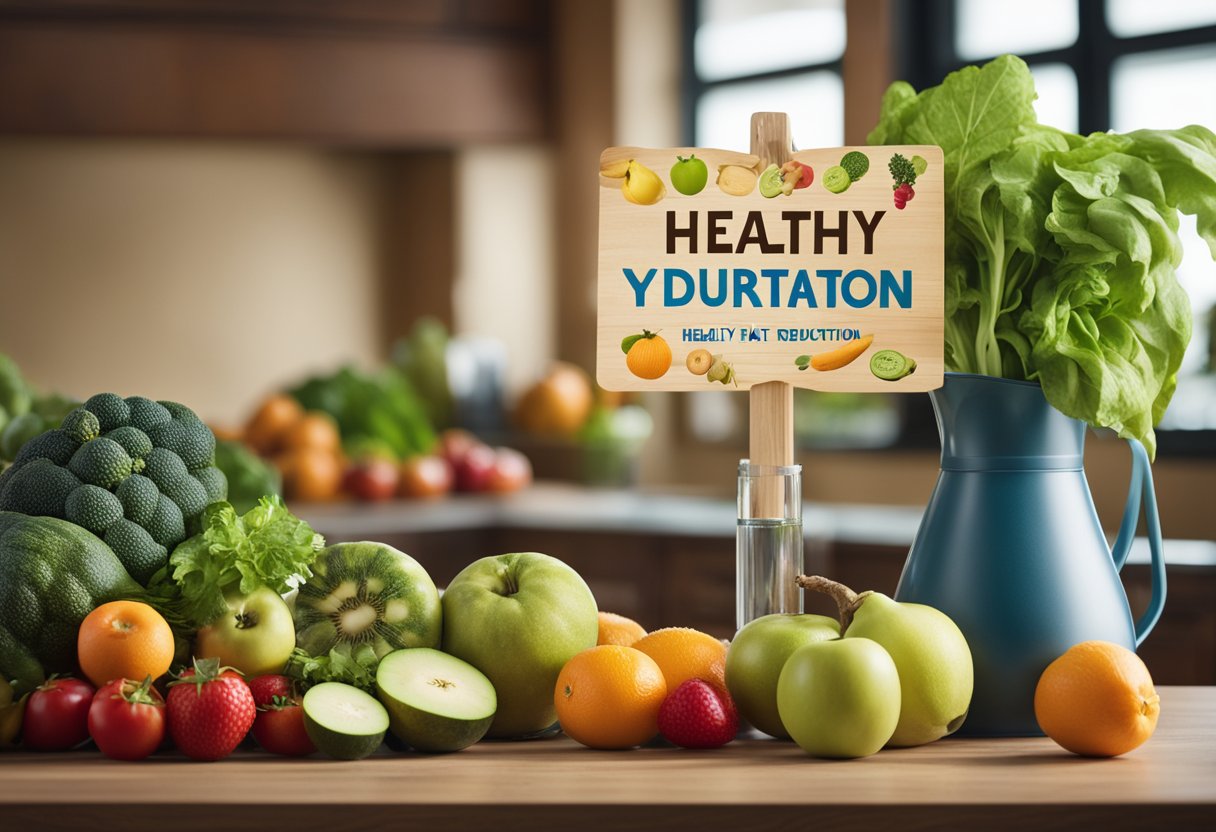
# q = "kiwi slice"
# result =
<box><xmin>823</xmin><ymin>165</ymin><xmax>851</xmax><ymax>194</ymax></box>
<box><xmin>758</xmin><ymin>164</ymin><xmax>783</xmax><ymax>198</ymax></box>
<box><xmin>870</xmin><ymin>350</ymin><xmax>917</xmax><ymax>381</ymax></box>
<box><xmin>302</xmin><ymin>682</ymin><xmax>388</xmax><ymax>760</ymax></box>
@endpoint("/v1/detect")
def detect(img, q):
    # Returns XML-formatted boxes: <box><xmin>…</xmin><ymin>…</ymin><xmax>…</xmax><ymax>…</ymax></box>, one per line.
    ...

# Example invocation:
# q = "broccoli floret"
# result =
<box><xmin>192</xmin><ymin>465</ymin><xmax>228</xmax><ymax>504</ymax></box>
<box><xmin>60</xmin><ymin>408</ymin><xmax>101</xmax><ymax>444</ymax></box>
<box><xmin>145</xmin><ymin>493</ymin><xmax>185</xmax><ymax>546</ymax></box>
<box><xmin>11</xmin><ymin>428</ymin><xmax>78</xmax><ymax>467</ymax></box>
<box><xmin>160</xmin><ymin>474</ymin><xmax>208</xmax><ymax>519</ymax></box>
<box><xmin>125</xmin><ymin>397</ymin><xmax>172</xmax><ymax>433</ymax></box>
<box><xmin>65</xmin><ymin>484</ymin><xmax>124</xmax><ymax>535</ymax></box>
<box><xmin>158</xmin><ymin>400</ymin><xmax>199</xmax><ymax>421</ymax></box>
<box><xmin>147</xmin><ymin>418</ymin><xmax>216</xmax><ymax>472</ymax></box>
<box><xmin>889</xmin><ymin>153</ymin><xmax>917</xmax><ymax>188</ymax></box>
<box><xmin>840</xmin><ymin>151</ymin><xmax>870</xmax><ymax>182</ymax></box>
<box><xmin>68</xmin><ymin>437</ymin><xmax>133</xmax><ymax>489</ymax></box>
<box><xmin>116</xmin><ymin>474</ymin><xmax>160</xmax><ymax>525</ymax></box>
<box><xmin>106</xmin><ymin>426</ymin><xmax>153</xmax><ymax>461</ymax></box>
<box><xmin>142</xmin><ymin>447</ymin><xmax>190</xmax><ymax>491</ymax></box>
<box><xmin>84</xmin><ymin>393</ymin><xmax>131</xmax><ymax>432</ymax></box>
<box><xmin>104</xmin><ymin>519</ymin><xmax>168</xmax><ymax>585</ymax></box>
<box><xmin>0</xmin><ymin>458</ymin><xmax>81</xmax><ymax>518</ymax></box>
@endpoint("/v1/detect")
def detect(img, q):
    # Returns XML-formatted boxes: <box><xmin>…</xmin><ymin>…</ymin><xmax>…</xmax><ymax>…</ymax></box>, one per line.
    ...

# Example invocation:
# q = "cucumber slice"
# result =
<box><xmin>376</xmin><ymin>648</ymin><xmax>497</xmax><ymax>752</ymax></box>
<box><xmin>302</xmin><ymin>682</ymin><xmax>389</xmax><ymax>760</ymax></box>
<box><xmin>870</xmin><ymin>350</ymin><xmax>917</xmax><ymax>381</ymax></box>
<box><xmin>758</xmin><ymin>164</ymin><xmax>783</xmax><ymax>198</ymax></box>
<box><xmin>823</xmin><ymin>166</ymin><xmax>851</xmax><ymax>194</ymax></box>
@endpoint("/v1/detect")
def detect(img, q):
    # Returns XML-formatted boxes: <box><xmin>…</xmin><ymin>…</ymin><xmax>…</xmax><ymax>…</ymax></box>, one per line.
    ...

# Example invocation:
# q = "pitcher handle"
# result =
<box><xmin>1109</xmin><ymin>439</ymin><xmax>1166</xmax><ymax>646</ymax></box>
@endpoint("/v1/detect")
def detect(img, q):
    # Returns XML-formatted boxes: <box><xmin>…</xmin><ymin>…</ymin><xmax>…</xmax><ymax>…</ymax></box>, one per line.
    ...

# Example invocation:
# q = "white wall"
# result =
<box><xmin>0</xmin><ymin>140</ymin><xmax>383</xmax><ymax>427</ymax></box>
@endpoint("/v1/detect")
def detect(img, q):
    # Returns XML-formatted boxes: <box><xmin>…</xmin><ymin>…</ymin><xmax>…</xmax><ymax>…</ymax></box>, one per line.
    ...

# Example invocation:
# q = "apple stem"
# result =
<box><xmin>795</xmin><ymin>575</ymin><xmax>865</xmax><ymax>633</ymax></box>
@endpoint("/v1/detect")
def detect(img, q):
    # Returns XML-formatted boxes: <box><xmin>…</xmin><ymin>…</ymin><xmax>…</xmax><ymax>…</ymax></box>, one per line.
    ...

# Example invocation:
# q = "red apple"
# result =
<box><xmin>487</xmin><ymin>448</ymin><xmax>532</xmax><ymax>493</ymax></box>
<box><xmin>454</xmin><ymin>443</ymin><xmax>497</xmax><ymax>493</ymax></box>
<box><xmin>343</xmin><ymin>458</ymin><xmax>399</xmax><ymax>502</ymax></box>
<box><xmin>398</xmin><ymin>454</ymin><xmax>453</xmax><ymax>499</ymax></box>
<box><xmin>439</xmin><ymin>429</ymin><xmax>480</xmax><ymax>469</ymax></box>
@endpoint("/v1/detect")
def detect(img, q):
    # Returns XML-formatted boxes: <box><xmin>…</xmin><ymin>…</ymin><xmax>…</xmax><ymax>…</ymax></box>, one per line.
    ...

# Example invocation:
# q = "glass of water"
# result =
<box><xmin>736</xmin><ymin>459</ymin><xmax>803</xmax><ymax>630</ymax></box>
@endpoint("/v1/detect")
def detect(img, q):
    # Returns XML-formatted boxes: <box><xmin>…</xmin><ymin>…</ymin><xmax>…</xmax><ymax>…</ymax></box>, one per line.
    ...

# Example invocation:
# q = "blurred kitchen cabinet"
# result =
<box><xmin>0</xmin><ymin>0</ymin><xmax>550</xmax><ymax>143</ymax></box>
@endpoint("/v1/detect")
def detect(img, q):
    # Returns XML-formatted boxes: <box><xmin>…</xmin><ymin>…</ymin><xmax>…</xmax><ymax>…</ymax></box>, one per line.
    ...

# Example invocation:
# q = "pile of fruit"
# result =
<box><xmin>237</xmin><ymin>393</ymin><xmax>532</xmax><ymax>503</ymax></box>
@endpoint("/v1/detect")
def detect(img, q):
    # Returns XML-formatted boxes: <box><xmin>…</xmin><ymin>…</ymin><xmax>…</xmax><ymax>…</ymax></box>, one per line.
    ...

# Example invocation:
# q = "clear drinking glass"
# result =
<box><xmin>736</xmin><ymin>459</ymin><xmax>803</xmax><ymax>630</ymax></box>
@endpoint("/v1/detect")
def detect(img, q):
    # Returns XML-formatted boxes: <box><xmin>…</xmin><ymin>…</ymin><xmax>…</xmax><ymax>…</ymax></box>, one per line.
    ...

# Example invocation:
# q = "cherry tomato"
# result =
<box><xmin>23</xmin><ymin>676</ymin><xmax>95</xmax><ymax>751</ymax></box>
<box><xmin>88</xmin><ymin>676</ymin><xmax>166</xmax><ymax>761</ymax></box>
<box><xmin>248</xmin><ymin>675</ymin><xmax>315</xmax><ymax>757</ymax></box>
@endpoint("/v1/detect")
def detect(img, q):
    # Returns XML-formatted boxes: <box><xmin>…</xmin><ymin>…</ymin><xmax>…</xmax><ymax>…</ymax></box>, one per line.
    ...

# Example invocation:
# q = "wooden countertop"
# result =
<box><xmin>2</xmin><ymin>686</ymin><xmax>1212</xmax><ymax>831</ymax></box>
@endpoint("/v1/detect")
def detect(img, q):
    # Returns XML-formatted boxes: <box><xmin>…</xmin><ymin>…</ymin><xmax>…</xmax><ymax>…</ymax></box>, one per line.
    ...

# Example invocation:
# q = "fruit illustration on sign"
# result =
<box><xmin>725</xmin><ymin>613</ymin><xmax>840</xmax><ymax>739</ymax></box>
<box><xmin>441</xmin><ymin>552</ymin><xmax>599</xmax><ymax>738</ymax></box>
<box><xmin>195</xmin><ymin>585</ymin><xmax>297</xmax><ymax>678</ymax></box>
<box><xmin>806</xmin><ymin>334</ymin><xmax>875</xmax><ymax>372</ymax></box>
<box><xmin>706</xmin><ymin>355</ymin><xmax>737</xmax><ymax>386</ymax></box>
<box><xmin>294</xmin><ymin>542</ymin><xmax>442</xmax><ymax>660</ymax></box>
<box><xmin>871</xmin><ymin>349</ymin><xmax>917</xmax><ymax>381</ymax></box>
<box><xmin>623</xmin><ymin>331</ymin><xmax>673</xmax><ymax>380</ymax></box>
<box><xmin>777</xmin><ymin>638</ymin><xmax>902</xmax><ymax>758</ymax></box>
<box><xmin>781</xmin><ymin>160</ymin><xmax>813</xmax><ymax>189</ymax></box>
<box><xmin>797</xmin><ymin>575</ymin><xmax>973</xmax><ymax>747</ymax></box>
<box><xmin>376</xmin><ymin>647</ymin><xmax>497</xmax><ymax>752</ymax></box>
<box><xmin>717</xmin><ymin>164</ymin><xmax>758</xmax><ymax>196</ymax></box>
<box><xmin>822</xmin><ymin>165</ymin><xmax>851</xmax><ymax>194</ymax></box>
<box><xmin>1034</xmin><ymin>640</ymin><xmax>1160</xmax><ymax>757</ymax></box>
<box><xmin>670</xmin><ymin>154</ymin><xmax>709</xmax><ymax>196</ymax></box>
<box><xmin>685</xmin><ymin>349</ymin><xmax>713</xmax><ymax>376</ymax></box>
<box><xmin>602</xmin><ymin>158</ymin><xmax>666</xmax><ymax>205</ymax></box>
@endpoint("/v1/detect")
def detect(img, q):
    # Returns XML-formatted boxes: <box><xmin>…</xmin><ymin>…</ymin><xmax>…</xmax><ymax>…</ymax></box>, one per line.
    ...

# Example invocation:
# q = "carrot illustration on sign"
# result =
<box><xmin>623</xmin><ymin>331</ymin><xmax>673</xmax><ymax>379</ymax></box>
<box><xmin>797</xmin><ymin>335</ymin><xmax>874</xmax><ymax>371</ymax></box>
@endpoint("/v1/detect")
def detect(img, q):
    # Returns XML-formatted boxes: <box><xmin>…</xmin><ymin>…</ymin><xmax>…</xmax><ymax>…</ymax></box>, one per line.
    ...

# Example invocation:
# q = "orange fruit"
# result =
<box><xmin>77</xmin><ymin>601</ymin><xmax>175</xmax><ymax>687</ymax></box>
<box><xmin>279</xmin><ymin>447</ymin><xmax>344</xmax><ymax>502</ymax></box>
<box><xmin>282</xmin><ymin>412</ymin><xmax>342</xmax><ymax>454</ymax></box>
<box><xmin>632</xmin><ymin>627</ymin><xmax>727</xmax><ymax>691</ymax></box>
<box><xmin>554</xmin><ymin>645</ymin><xmax>667</xmax><ymax>749</ymax></box>
<box><xmin>597</xmin><ymin>612</ymin><xmax>648</xmax><ymax>647</ymax></box>
<box><xmin>625</xmin><ymin>332</ymin><xmax>672</xmax><ymax>380</ymax></box>
<box><xmin>244</xmin><ymin>394</ymin><xmax>303</xmax><ymax>455</ymax></box>
<box><xmin>1034</xmin><ymin>640</ymin><xmax>1160</xmax><ymax>757</ymax></box>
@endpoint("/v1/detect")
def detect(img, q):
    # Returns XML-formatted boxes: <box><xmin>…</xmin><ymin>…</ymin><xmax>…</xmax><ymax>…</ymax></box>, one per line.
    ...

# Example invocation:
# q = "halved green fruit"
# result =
<box><xmin>823</xmin><ymin>165</ymin><xmax>851</xmax><ymax>194</ymax></box>
<box><xmin>870</xmin><ymin>349</ymin><xmax>917</xmax><ymax>381</ymax></box>
<box><xmin>758</xmin><ymin>164</ymin><xmax>783</xmax><ymax>198</ymax></box>
<box><xmin>295</xmin><ymin>541</ymin><xmax>442</xmax><ymax>659</ymax></box>
<box><xmin>376</xmin><ymin>648</ymin><xmax>497</xmax><ymax>752</ymax></box>
<box><xmin>302</xmin><ymin>682</ymin><xmax>388</xmax><ymax>760</ymax></box>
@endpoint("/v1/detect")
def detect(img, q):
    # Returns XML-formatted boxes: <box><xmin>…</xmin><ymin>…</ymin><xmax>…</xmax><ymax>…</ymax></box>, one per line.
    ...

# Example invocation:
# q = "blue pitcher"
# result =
<box><xmin>895</xmin><ymin>373</ymin><xmax>1166</xmax><ymax>736</ymax></box>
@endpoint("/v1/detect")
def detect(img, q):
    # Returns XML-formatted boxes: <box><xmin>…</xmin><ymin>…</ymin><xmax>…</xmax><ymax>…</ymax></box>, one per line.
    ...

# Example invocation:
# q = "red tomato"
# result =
<box><xmin>88</xmin><ymin>677</ymin><xmax>166</xmax><ymax>761</ymax></box>
<box><xmin>248</xmin><ymin>674</ymin><xmax>315</xmax><ymax>757</ymax></box>
<box><xmin>398</xmin><ymin>454</ymin><xmax>453</xmax><ymax>499</ymax></box>
<box><xmin>23</xmin><ymin>676</ymin><xmax>95</xmax><ymax>751</ymax></box>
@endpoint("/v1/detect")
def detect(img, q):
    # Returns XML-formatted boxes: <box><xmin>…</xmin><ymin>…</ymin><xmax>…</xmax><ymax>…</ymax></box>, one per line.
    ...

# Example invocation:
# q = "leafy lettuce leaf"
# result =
<box><xmin>158</xmin><ymin>496</ymin><xmax>324</xmax><ymax>630</ymax></box>
<box><xmin>868</xmin><ymin>55</ymin><xmax>1216</xmax><ymax>457</ymax></box>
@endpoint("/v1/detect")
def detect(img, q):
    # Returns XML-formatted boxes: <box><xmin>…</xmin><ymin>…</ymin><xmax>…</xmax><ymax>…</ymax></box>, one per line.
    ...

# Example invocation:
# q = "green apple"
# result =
<box><xmin>441</xmin><ymin>552</ymin><xmax>598</xmax><ymax>738</ymax></box>
<box><xmin>725</xmin><ymin>613</ymin><xmax>839</xmax><ymax>738</ymax></box>
<box><xmin>195</xmin><ymin>585</ymin><xmax>296</xmax><ymax>677</ymax></box>
<box><xmin>777</xmin><ymin>638</ymin><xmax>901</xmax><ymax>758</ymax></box>
<box><xmin>798</xmin><ymin>575</ymin><xmax>973</xmax><ymax>747</ymax></box>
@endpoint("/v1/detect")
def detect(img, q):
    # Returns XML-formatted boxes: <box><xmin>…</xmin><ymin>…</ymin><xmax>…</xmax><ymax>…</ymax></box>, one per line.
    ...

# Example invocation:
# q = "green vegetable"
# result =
<box><xmin>156</xmin><ymin>496</ymin><xmax>323</xmax><ymax>631</ymax></box>
<box><xmin>840</xmin><ymin>151</ymin><xmax>870</xmax><ymax>182</ymax></box>
<box><xmin>0</xmin><ymin>512</ymin><xmax>166</xmax><ymax>693</ymax></box>
<box><xmin>212</xmin><ymin>439</ymin><xmax>280</xmax><ymax>514</ymax></box>
<box><xmin>290</xmin><ymin>366</ymin><xmax>435</xmax><ymax>461</ymax></box>
<box><xmin>888</xmin><ymin>153</ymin><xmax>917</xmax><ymax>188</ymax></box>
<box><xmin>911</xmin><ymin>155</ymin><xmax>928</xmax><ymax>176</ymax></box>
<box><xmin>868</xmin><ymin>54</ymin><xmax>1216</xmax><ymax>456</ymax></box>
<box><xmin>870</xmin><ymin>350</ymin><xmax>917</xmax><ymax>381</ymax></box>
<box><xmin>1</xmin><ymin>413</ymin><xmax>45</xmax><ymax>461</ymax></box>
<box><xmin>391</xmin><ymin>318</ymin><xmax>453</xmax><ymax>431</ymax></box>
<box><xmin>64</xmin><ymin>484</ymin><xmax>124</xmax><ymax>535</ymax></box>
<box><xmin>823</xmin><ymin>165</ymin><xmax>852</xmax><ymax>194</ymax></box>
<box><xmin>286</xmin><ymin>645</ymin><xmax>379</xmax><ymax>694</ymax></box>
<box><xmin>0</xmin><ymin>355</ymin><xmax>31</xmax><ymax>427</ymax></box>
<box><xmin>0</xmin><ymin>394</ymin><xmax>227</xmax><ymax>578</ymax></box>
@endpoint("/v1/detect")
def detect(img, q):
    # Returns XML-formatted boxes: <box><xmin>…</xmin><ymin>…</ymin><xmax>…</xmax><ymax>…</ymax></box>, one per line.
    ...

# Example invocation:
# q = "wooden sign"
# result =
<box><xmin>596</xmin><ymin>142</ymin><xmax>944</xmax><ymax>393</ymax></box>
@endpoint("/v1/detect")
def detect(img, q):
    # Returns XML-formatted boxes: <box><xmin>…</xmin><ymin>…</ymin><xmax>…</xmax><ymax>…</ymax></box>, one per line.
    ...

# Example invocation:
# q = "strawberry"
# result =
<box><xmin>658</xmin><ymin>679</ymin><xmax>738</xmax><ymax>749</ymax></box>
<box><xmin>247</xmin><ymin>674</ymin><xmax>315</xmax><ymax>757</ymax></box>
<box><xmin>166</xmin><ymin>657</ymin><xmax>256</xmax><ymax>761</ymax></box>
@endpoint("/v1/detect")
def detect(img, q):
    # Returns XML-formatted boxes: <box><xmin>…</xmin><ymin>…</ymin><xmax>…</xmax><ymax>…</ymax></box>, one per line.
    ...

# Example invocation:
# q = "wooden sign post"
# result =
<box><xmin>596</xmin><ymin>112</ymin><xmax>944</xmax><ymax>627</ymax></box>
